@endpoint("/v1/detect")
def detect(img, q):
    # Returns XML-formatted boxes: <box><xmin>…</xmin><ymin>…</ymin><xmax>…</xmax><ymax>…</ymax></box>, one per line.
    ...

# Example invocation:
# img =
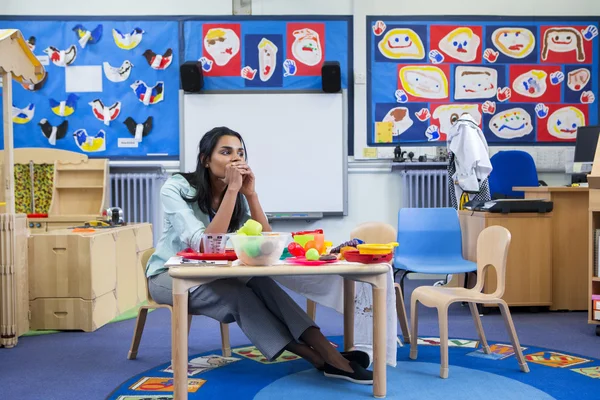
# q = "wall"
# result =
<box><xmin>1</xmin><ymin>0</ymin><xmax>594</xmax><ymax>245</ymax></box>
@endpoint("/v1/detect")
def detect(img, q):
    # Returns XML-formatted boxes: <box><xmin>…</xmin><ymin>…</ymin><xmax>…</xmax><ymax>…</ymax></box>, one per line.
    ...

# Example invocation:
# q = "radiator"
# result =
<box><xmin>401</xmin><ymin>169</ymin><xmax>450</xmax><ymax>208</ymax></box>
<box><xmin>110</xmin><ymin>172</ymin><xmax>169</xmax><ymax>244</ymax></box>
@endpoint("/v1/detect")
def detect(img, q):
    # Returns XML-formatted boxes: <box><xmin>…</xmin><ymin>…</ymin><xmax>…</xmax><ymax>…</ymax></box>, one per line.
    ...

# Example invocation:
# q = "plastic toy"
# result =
<box><xmin>287</xmin><ymin>242</ymin><xmax>306</xmax><ymax>257</ymax></box>
<box><xmin>305</xmin><ymin>248</ymin><xmax>320</xmax><ymax>261</ymax></box>
<box><xmin>237</xmin><ymin>219</ymin><xmax>263</xmax><ymax>236</ymax></box>
<box><xmin>356</xmin><ymin>242</ymin><xmax>398</xmax><ymax>255</ymax></box>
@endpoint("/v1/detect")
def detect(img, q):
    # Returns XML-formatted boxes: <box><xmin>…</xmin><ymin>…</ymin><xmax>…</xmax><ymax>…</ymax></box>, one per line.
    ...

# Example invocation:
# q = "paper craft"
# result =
<box><xmin>417</xmin><ymin>337</ymin><xmax>480</xmax><ymax>348</ymax></box>
<box><xmin>571</xmin><ymin>366</ymin><xmax>600</xmax><ymax>378</ymax></box>
<box><xmin>163</xmin><ymin>354</ymin><xmax>240</xmax><ymax>376</ymax></box>
<box><xmin>467</xmin><ymin>343</ymin><xmax>528</xmax><ymax>360</ymax></box>
<box><xmin>131</xmin><ymin>80</ymin><xmax>164</xmax><ymax>105</ymax></box>
<box><xmin>12</xmin><ymin>103</ymin><xmax>35</xmax><ymax>124</ymax></box>
<box><xmin>438</xmin><ymin>27</ymin><xmax>481</xmax><ymax>62</ymax></box>
<box><xmin>73</xmin><ymin>129</ymin><xmax>106</xmax><ymax>152</ymax></box>
<box><xmin>72</xmin><ymin>24</ymin><xmax>103</xmax><ymax>48</ymax></box>
<box><xmin>124</xmin><ymin>116</ymin><xmax>153</xmax><ymax>142</ymax></box>
<box><xmin>489</xmin><ymin>108</ymin><xmax>534</xmax><ymax>139</ymax></box>
<box><xmin>375</xmin><ymin>121</ymin><xmax>394</xmax><ymax>143</ymax></box>
<box><xmin>525</xmin><ymin>351</ymin><xmax>591</xmax><ymax>368</ymax></box>
<box><xmin>39</xmin><ymin>119</ymin><xmax>68</xmax><ymax>146</ymax></box>
<box><xmin>103</xmin><ymin>60</ymin><xmax>133</xmax><ymax>82</ymax></box>
<box><xmin>44</xmin><ymin>45</ymin><xmax>77</xmax><ymax>66</ymax></box>
<box><xmin>233</xmin><ymin>345</ymin><xmax>301</xmax><ymax>364</ymax></box>
<box><xmin>49</xmin><ymin>94</ymin><xmax>79</xmax><ymax>117</ymax></box>
<box><xmin>129</xmin><ymin>377</ymin><xmax>205</xmax><ymax>393</ymax></box>
<box><xmin>89</xmin><ymin>99</ymin><xmax>121</xmax><ymax>125</ymax></box>
<box><xmin>113</xmin><ymin>27</ymin><xmax>145</xmax><ymax>50</ymax></box>
<box><xmin>378</xmin><ymin>28</ymin><xmax>425</xmax><ymax>60</ymax></box>
<box><xmin>399</xmin><ymin>65</ymin><xmax>449</xmax><ymax>99</ymax></box>
<box><xmin>143</xmin><ymin>48</ymin><xmax>173</xmax><ymax>70</ymax></box>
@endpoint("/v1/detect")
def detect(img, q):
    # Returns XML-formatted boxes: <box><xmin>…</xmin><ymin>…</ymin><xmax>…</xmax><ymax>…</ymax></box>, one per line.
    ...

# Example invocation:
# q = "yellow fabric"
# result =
<box><xmin>12</xmin><ymin>163</ymin><xmax>54</xmax><ymax>214</ymax></box>
<box><xmin>459</xmin><ymin>192</ymin><xmax>470</xmax><ymax>210</ymax></box>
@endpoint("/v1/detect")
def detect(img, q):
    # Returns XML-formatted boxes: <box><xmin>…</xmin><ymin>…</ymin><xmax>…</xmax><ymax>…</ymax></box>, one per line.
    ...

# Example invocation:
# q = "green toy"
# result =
<box><xmin>305</xmin><ymin>248</ymin><xmax>319</xmax><ymax>261</ymax></box>
<box><xmin>244</xmin><ymin>240</ymin><xmax>262</xmax><ymax>257</ymax></box>
<box><xmin>238</xmin><ymin>219</ymin><xmax>263</xmax><ymax>236</ymax></box>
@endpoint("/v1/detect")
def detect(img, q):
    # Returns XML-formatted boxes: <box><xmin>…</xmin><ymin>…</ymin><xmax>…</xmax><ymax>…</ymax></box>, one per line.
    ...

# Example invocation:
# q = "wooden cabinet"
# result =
<box><xmin>459</xmin><ymin>211</ymin><xmax>553</xmax><ymax>307</ymax></box>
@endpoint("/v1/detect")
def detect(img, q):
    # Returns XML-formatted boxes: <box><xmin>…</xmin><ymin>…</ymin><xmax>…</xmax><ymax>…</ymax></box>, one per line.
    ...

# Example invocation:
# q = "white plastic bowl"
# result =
<box><xmin>229</xmin><ymin>233</ymin><xmax>291</xmax><ymax>266</ymax></box>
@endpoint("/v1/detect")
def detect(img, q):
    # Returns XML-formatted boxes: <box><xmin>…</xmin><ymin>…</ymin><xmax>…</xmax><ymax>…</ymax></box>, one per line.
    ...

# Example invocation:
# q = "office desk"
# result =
<box><xmin>514</xmin><ymin>186</ymin><xmax>589</xmax><ymax>311</ymax></box>
<box><xmin>459</xmin><ymin>211</ymin><xmax>552</xmax><ymax>307</ymax></box>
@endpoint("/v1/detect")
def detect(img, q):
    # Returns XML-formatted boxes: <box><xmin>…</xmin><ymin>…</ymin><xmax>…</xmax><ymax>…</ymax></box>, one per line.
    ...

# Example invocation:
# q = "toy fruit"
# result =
<box><xmin>288</xmin><ymin>242</ymin><xmax>305</xmax><ymax>257</ymax></box>
<box><xmin>260</xmin><ymin>241</ymin><xmax>276</xmax><ymax>255</ymax></box>
<box><xmin>244</xmin><ymin>240</ymin><xmax>262</xmax><ymax>257</ymax></box>
<box><xmin>305</xmin><ymin>248</ymin><xmax>320</xmax><ymax>261</ymax></box>
<box><xmin>238</xmin><ymin>219</ymin><xmax>263</xmax><ymax>236</ymax></box>
<box><xmin>305</xmin><ymin>240</ymin><xmax>317</xmax><ymax>251</ymax></box>
<box><xmin>319</xmin><ymin>254</ymin><xmax>337</xmax><ymax>261</ymax></box>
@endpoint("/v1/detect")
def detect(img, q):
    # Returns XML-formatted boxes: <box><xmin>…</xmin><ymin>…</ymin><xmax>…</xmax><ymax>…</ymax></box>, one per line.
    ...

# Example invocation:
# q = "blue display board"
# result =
<box><xmin>0</xmin><ymin>19</ymin><xmax>180</xmax><ymax>159</ymax></box>
<box><xmin>367</xmin><ymin>16</ymin><xmax>600</xmax><ymax>146</ymax></box>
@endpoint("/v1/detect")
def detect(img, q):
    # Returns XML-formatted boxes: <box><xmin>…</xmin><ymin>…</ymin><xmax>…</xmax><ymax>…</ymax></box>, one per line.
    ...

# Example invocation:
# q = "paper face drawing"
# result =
<box><xmin>378</xmin><ymin>28</ymin><xmax>425</xmax><ymax>60</ymax></box>
<box><xmin>258</xmin><ymin>38</ymin><xmax>278</xmax><ymax>81</ymax></box>
<box><xmin>512</xmin><ymin>70</ymin><xmax>548</xmax><ymax>98</ymax></box>
<box><xmin>291</xmin><ymin>28</ymin><xmax>322</xmax><ymax>66</ymax></box>
<box><xmin>382</xmin><ymin>107</ymin><xmax>414</xmax><ymax>136</ymax></box>
<box><xmin>204</xmin><ymin>28</ymin><xmax>240</xmax><ymax>66</ymax></box>
<box><xmin>567</xmin><ymin>68</ymin><xmax>590</xmax><ymax>91</ymax></box>
<box><xmin>489</xmin><ymin>108</ymin><xmax>533</xmax><ymax>139</ymax></box>
<box><xmin>399</xmin><ymin>66</ymin><xmax>448</xmax><ymax>99</ymax></box>
<box><xmin>432</xmin><ymin>104</ymin><xmax>481</xmax><ymax>136</ymax></box>
<box><xmin>438</xmin><ymin>28</ymin><xmax>481</xmax><ymax>62</ymax></box>
<box><xmin>454</xmin><ymin>66</ymin><xmax>497</xmax><ymax>100</ymax></box>
<box><xmin>541</xmin><ymin>27</ymin><xmax>585</xmax><ymax>62</ymax></box>
<box><xmin>547</xmin><ymin>106</ymin><xmax>585</xmax><ymax>139</ymax></box>
<box><xmin>491</xmin><ymin>28</ymin><xmax>536</xmax><ymax>59</ymax></box>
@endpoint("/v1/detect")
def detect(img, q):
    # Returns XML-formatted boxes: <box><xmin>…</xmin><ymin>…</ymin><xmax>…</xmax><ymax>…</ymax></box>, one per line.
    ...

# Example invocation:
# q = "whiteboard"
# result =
<box><xmin>182</xmin><ymin>92</ymin><xmax>347</xmax><ymax>215</ymax></box>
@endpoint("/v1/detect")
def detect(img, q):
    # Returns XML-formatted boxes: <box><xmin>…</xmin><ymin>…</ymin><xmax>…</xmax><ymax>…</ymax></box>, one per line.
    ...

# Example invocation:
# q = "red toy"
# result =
<box><xmin>176</xmin><ymin>248</ymin><xmax>238</xmax><ymax>261</ymax></box>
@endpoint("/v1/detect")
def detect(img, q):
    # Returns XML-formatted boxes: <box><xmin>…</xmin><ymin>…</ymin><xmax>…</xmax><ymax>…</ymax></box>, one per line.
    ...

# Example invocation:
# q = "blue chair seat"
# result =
<box><xmin>394</xmin><ymin>255</ymin><xmax>476</xmax><ymax>274</ymax></box>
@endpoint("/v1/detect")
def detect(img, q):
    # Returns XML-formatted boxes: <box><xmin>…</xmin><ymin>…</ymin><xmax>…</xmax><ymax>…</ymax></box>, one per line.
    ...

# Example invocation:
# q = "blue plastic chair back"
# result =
<box><xmin>488</xmin><ymin>150</ymin><xmax>538</xmax><ymax>199</ymax></box>
<box><xmin>396</xmin><ymin>208</ymin><xmax>463</xmax><ymax>259</ymax></box>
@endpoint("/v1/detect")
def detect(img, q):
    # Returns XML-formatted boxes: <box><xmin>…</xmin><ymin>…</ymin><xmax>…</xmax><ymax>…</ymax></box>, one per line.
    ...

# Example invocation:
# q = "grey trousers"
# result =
<box><xmin>148</xmin><ymin>272</ymin><xmax>318</xmax><ymax>361</ymax></box>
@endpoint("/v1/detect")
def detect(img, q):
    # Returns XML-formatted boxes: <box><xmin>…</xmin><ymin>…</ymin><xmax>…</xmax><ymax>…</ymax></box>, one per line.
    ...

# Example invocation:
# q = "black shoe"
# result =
<box><xmin>323</xmin><ymin>360</ymin><xmax>373</xmax><ymax>385</ymax></box>
<box><xmin>341</xmin><ymin>350</ymin><xmax>370</xmax><ymax>368</ymax></box>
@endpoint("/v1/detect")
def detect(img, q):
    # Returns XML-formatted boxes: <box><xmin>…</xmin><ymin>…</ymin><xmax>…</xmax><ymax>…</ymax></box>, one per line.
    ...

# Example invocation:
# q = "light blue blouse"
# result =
<box><xmin>145</xmin><ymin>174</ymin><xmax>250</xmax><ymax>278</ymax></box>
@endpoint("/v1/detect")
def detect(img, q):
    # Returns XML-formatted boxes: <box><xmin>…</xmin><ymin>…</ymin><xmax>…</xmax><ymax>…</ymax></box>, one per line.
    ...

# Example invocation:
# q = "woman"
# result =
<box><xmin>146</xmin><ymin>126</ymin><xmax>373</xmax><ymax>384</ymax></box>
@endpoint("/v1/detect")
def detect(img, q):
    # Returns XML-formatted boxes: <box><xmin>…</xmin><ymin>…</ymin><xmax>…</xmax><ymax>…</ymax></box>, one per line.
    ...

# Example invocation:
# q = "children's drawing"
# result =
<box><xmin>378</xmin><ymin>28</ymin><xmax>425</xmax><ymax>60</ymax></box>
<box><xmin>512</xmin><ymin>69</ymin><xmax>548</xmax><ymax>98</ymax></box>
<box><xmin>130</xmin><ymin>80</ymin><xmax>164</xmax><ymax>105</ymax></box>
<box><xmin>12</xmin><ymin>103</ymin><xmax>35</xmax><ymax>124</ymax></box>
<box><xmin>382</xmin><ymin>107</ymin><xmax>414</xmax><ymax>136</ymax></box>
<box><xmin>546</xmin><ymin>106</ymin><xmax>586</xmax><ymax>139</ymax></box>
<box><xmin>438</xmin><ymin>27</ymin><xmax>481</xmax><ymax>62</ymax></box>
<box><xmin>567</xmin><ymin>68</ymin><xmax>590</xmax><ymax>91</ymax></box>
<box><xmin>398</xmin><ymin>65</ymin><xmax>448</xmax><ymax>99</ymax></box>
<box><xmin>49</xmin><ymin>94</ymin><xmax>79</xmax><ymax>117</ymax></box>
<box><xmin>72</xmin><ymin>24</ymin><xmax>103</xmax><ymax>48</ymax></box>
<box><xmin>89</xmin><ymin>99</ymin><xmax>121</xmax><ymax>126</ymax></box>
<box><xmin>491</xmin><ymin>27</ymin><xmax>536</xmax><ymax>59</ymax></box>
<box><xmin>291</xmin><ymin>28</ymin><xmax>322</xmax><ymax>66</ymax></box>
<box><xmin>73</xmin><ymin>129</ymin><xmax>106</xmax><ymax>152</ymax></box>
<box><xmin>204</xmin><ymin>27</ymin><xmax>240</xmax><ymax>66</ymax></box>
<box><xmin>541</xmin><ymin>27</ymin><xmax>585</xmax><ymax>62</ymax></box>
<box><xmin>258</xmin><ymin>38</ymin><xmax>278</xmax><ymax>81</ymax></box>
<box><xmin>143</xmin><ymin>48</ymin><xmax>173</xmax><ymax>70</ymax></box>
<box><xmin>112</xmin><ymin>28</ymin><xmax>144</xmax><ymax>50</ymax></box>
<box><xmin>43</xmin><ymin>45</ymin><xmax>77</xmax><ymax>66</ymax></box>
<box><xmin>431</xmin><ymin>104</ymin><xmax>481</xmax><ymax>136</ymax></box>
<box><xmin>103</xmin><ymin>60</ymin><xmax>134</xmax><ymax>82</ymax></box>
<box><xmin>454</xmin><ymin>66</ymin><xmax>498</xmax><ymax>100</ymax></box>
<box><xmin>489</xmin><ymin>108</ymin><xmax>533</xmax><ymax>139</ymax></box>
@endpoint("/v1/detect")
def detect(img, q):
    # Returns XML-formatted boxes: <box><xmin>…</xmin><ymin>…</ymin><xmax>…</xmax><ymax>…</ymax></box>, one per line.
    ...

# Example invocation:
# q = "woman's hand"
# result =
<box><xmin>222</xmin><ymin>162</ymin><xmax>243</xmax><ymax>192</ymax></box>
<box><xmin>239</xmin><ymin>164</ymin><xmax>256</xmax><ymax>197</ymax></box>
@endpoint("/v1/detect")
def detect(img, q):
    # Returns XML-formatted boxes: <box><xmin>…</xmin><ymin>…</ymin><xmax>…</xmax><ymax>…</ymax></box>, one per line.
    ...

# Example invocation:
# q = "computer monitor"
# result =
<box><xmin>572</xmin><ymin>125</ymin><xmax>600</xmax><ymax>184</ymax></box>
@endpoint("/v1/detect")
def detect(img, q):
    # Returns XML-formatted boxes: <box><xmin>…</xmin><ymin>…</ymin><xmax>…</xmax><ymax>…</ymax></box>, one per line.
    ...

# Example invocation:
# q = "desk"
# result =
<box><xmin>514</xmin><ymin>186</ymin><xmax>589</xmax><ymax>311</ymax></box>
<box><xmin>459</xmin><ymin>211</ymin><xmax>552</xmax><ymax>307</ymax></box>
<box><xmin>167</xmin><ymin>260</ymin><xmax>389</xmax><ymax>399</ymax></box>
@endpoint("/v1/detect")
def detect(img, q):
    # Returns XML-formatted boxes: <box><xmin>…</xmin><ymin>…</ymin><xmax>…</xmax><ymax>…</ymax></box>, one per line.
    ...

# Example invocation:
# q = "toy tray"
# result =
<box><xmin>286</xmin><ymin>256</ymin><xmax>337</xmax><ymax>266</ymax></box>
<box><xmin>177</xmin><ymin>248</ymin><xmax>238</xmax><ymax>261</ymax></box>
<box><xmin>344</xmin><ymin>250</ymin><xmax>393</xmax><ymax>264</ymax></box>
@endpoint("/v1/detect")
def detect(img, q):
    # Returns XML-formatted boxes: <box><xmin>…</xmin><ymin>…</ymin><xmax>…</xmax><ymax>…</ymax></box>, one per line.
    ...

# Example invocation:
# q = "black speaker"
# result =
<box><xmin>321</xmin><ymin>61</ymin><xmax>341</xmax><ymax>93</ymax></box>
<box><xmin>180</xmin><ymin>61</ymin><xmax>204</xmax><ymax>93</ymax></box>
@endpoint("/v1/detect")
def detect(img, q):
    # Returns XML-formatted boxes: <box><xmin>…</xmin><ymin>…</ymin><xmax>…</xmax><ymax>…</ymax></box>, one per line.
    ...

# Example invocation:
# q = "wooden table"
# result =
<box><xmin>459</xmin><ymin>211</ymin><xmax>553</xmax><ymax>308</ymax></box>
<box><xmin>514</xmin><ymin>186</ymin><xmax>589</xmax><ymax>311</ymax></box>
<box><xmin>167</xmin><ymin>259</ymin><xmax>389</xmax><ymax>399</ymax></box>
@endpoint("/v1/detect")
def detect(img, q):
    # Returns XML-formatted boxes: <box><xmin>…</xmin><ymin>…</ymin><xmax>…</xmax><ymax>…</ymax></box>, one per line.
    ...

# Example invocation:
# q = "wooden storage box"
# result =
<box><xmin>28</xmin><ymin>223</ymin><xmax>153</xmax><ymax>332</ymax></box>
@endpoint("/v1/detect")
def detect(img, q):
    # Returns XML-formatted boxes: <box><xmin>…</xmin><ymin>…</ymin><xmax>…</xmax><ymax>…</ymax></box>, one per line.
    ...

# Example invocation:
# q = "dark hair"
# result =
<box><xmin>178</xmin><ymin>126</ymin><xmax>248</xmax><ymax>232</ymax></box>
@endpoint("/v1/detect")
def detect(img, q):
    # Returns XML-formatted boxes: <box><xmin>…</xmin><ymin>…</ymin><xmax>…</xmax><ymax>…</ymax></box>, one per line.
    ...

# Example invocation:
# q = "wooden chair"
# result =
<box><xmin>127</xmin><ymin>248</ymin><xmax>231</xmax><ymax>359</ymax></box>
<box><xmin>306</xmin><ymin>222</ymin><xmax>411</xmax><ymax>344</ymax></box>
<box><xmin>409</xmin><ymin>226</ymin><xmax>529</xmax><ymax>378</ymax></box>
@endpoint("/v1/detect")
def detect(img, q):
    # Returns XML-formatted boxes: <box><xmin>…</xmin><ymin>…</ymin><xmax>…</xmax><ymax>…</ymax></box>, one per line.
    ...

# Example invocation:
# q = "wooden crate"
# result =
<box><xmin>28</xmin><ymin>223</ymin><xmax>153</xmax><ymax>331</ymax></box>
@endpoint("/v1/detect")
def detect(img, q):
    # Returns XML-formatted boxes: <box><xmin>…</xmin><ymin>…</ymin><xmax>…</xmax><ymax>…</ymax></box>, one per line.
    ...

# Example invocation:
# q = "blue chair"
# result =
<box><xmin>488</xmin><ymin>150</ymin><xmax>546</xmax><ymax>199</ymax></box>
<box><xmin>394</xmin><ymin>208</ymin><xmax>476</xmax><ymax>293</ymax></box>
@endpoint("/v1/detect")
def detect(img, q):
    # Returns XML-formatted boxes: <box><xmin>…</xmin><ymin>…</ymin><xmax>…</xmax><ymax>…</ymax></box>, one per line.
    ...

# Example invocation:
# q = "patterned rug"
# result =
<box><xmin>106</xmin><ymin>336</ymin><xmax>600</xmax><ymax>400</ymax></box>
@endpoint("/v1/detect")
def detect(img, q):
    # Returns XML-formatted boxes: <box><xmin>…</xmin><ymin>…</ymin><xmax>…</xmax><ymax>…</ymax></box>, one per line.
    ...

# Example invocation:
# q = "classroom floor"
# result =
<box><xmin>1</xmin><ymin>279</ymin><xmax>598</xmax><ymax>400</ymax></box>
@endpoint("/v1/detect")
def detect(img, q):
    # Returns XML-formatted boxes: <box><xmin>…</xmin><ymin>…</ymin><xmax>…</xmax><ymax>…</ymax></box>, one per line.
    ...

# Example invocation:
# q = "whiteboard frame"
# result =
<box><xmin>179</xmin><ymin>89</ymin><xmax>349</xmax><ymax>218</ymax></box>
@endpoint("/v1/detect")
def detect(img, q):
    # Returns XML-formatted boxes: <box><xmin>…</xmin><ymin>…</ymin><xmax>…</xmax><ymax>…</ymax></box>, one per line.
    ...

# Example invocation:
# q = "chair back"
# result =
<box><xmin>140</xmin><ymin>248</ymin><xmax>156</xmax><ymax>304</ymax></box>
<box><xmin>350</xmin><ymin>221</ymin><xmax>397</xmax><ymax>244</ymax></box>
<box><xmin>488</xmin><ymin>150</ymin><xmax>538</xmax><ymax>199</ymax></box>
<box><xmin>472</xmin><ymin>226</ymin><xmax>511</xmax><ymax>298</ymax></box>
<box><xmin>396</xmin><ymin>208</ymin><xmax>463</xmax><ymax>258</ymax></box>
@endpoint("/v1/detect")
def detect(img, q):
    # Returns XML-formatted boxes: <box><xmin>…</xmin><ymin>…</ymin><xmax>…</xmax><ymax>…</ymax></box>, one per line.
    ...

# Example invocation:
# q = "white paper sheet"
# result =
<box><xmin>65</xmin><ymin>65</ymin><xmax>102</xmax><ymax>93</ymax></box>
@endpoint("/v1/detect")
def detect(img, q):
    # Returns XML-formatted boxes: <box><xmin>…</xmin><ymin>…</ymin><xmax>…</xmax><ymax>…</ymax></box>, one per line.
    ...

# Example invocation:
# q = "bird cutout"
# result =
<box><xmin>130</xmin><ymin>80</ymin><xmax>164</xmax><ymax>105</ymax></box>
<box><xmin>43</xmin><ymin>45</ymin><xmax>77</xmax><ymax>67</ymax></box>
<box><xmin>72</xmin><ymin>24</ymin><xmax>103</xmax><ymax>48</ymax></box>
<box><xmin>26</xmin><ymin>36</ymin><xmax>36</xmax><ymax>51</ymax></box>
<box><xmin>142</xmin><ymin>48</ymin><xmax>173</xmax><ymax>70</ymax></box>
<box><xmin>123</xmin><ymin>116</ymin><xmax>153</xmax><ymax>142</ymax></box>
<box><xmin>73</xmin><ymin>129</ymin><xmax>106</xmax><ymax>152</ymax></box>
<box><xmin>103</xmin><ymin>60</ymin><xmax>134</xmax><ymax>82</ymax></box>
<box><xmin>21</xmin><ymin>71</ymin><xmax>48</xmax><ymax>92</ymax></box>
<box><xmin>89</xmin><ymin>99</ymin><xmax>121</xmax><ymax>126</ymax></box>
<box><xmin>112</xmin><ymin>27</ymin><xmax>144</xmax><ymax>50</ymax></box>
<box><xmin>49</xmin><ymin>94</ymin><xmax>79</xmax><ymax>117</ymax></box>
<box><xmin>39</xmin><ymin>119</ymin><xmax>68</xmax><ymax>146</ymax></box>
<box><xmin>12</xmin><ymin>103</ymin><xmax>35</xmax><ymax>124</ymax></box>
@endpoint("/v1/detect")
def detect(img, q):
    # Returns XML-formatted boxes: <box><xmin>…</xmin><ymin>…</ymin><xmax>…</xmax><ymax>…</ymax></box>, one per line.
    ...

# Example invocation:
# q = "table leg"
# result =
<box><xmin>172</xmin><ymin>280</ymin><xmax>189</xmax><ymax>400</ymax></box>
<box><xmin>373</xmin><ymin>283</ymin><xmax>386</xmax><ymax>398</ymax></box>
<box><xmin>343</xmin><ymin>278</ymin><xmax>355</xmax><ymax>351</ymax></box>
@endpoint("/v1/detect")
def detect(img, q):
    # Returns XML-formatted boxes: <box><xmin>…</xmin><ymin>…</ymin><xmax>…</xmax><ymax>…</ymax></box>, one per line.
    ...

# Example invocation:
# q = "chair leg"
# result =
<box><xmin>220</xmin><ymin>322</ymin><xmax>231</xmax><ymax>357</ymax></box>
<box><xmin>398</xmin><ymin>270</ymin><xmax>409</xmax><ymax>294</ymax></box>
<box><xmin>306</xmin><ymin>299</ymin><xmax>317</xmax><ymax>321</ymax></box>
<box><xmin>128</xmin><ymin>307</ymin><xmax>149</xmax><ymax>360</ymax></box>
<box><xmin>437</xmin><ymin>306</ymin><xmax>449</xmax><ymax>379</ymax></box>
<box><xmin>187</xmin><ymin>314</ymin><xmax>193</xmax><ymax>335</ymax></box>
<box><xmin>409</xmin><ymin>298</ymin><xmax>419</xmax><ymax>360</ymax></box>
<box><xmin>469</xmin><ymin>302</ymin><xmax>490</xmax><ymax>354</ymax></box>
<box><xmin>498</xmin><ymin>301</ymin><xmax>530</xmax><ymax>373</ymax></box>
<box><xmin>394</xmin><ymin>283</ymin><xmax>411</xmax><ymax>344</ymax></box>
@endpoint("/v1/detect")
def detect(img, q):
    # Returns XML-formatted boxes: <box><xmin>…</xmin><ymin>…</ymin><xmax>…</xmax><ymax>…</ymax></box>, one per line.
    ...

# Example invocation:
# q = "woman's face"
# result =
<box><xmin>205</xmin><ymin>135</ymin><xmax>246</xmax><ymax>179</ymax></box>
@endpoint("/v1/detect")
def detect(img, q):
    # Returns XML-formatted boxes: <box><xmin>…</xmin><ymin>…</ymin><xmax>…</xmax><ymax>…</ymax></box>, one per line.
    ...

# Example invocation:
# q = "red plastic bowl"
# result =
<box><xmin>343</xmin><ymin>250</ymin><xmax>392</xmax><ymax>264</ymax></box>
<box><xmin>176</xmin><ymin>248</ymin><xmax>238</xmax><ymax>261</ymax></box>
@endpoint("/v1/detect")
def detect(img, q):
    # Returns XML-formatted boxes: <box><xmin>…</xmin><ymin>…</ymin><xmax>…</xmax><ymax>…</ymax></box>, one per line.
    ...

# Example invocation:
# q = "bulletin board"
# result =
<box><xmin>0</xmin><ymin>18</ymin><xmax>181</xmax><ymax>160</ymax></box>
<box><xmin>367</xmin><ymin>16</ymin><xmax>600</xmax><ymax>147</ymax></box>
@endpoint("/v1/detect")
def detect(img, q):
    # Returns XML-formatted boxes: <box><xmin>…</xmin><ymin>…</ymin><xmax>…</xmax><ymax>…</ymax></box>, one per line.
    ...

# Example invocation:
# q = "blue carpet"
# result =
<box><xmin>106</xmin><ymin>336</ymin><xmax>600</xmax><ymax>400</ymax></box>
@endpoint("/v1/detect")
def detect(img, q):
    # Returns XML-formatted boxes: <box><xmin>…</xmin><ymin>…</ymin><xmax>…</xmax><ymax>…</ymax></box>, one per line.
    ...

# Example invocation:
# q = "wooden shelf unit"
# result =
<box><xmin>587</xmin><ymin>139</ymin><xmax>600</xmax><ymax>336</ymax></box>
